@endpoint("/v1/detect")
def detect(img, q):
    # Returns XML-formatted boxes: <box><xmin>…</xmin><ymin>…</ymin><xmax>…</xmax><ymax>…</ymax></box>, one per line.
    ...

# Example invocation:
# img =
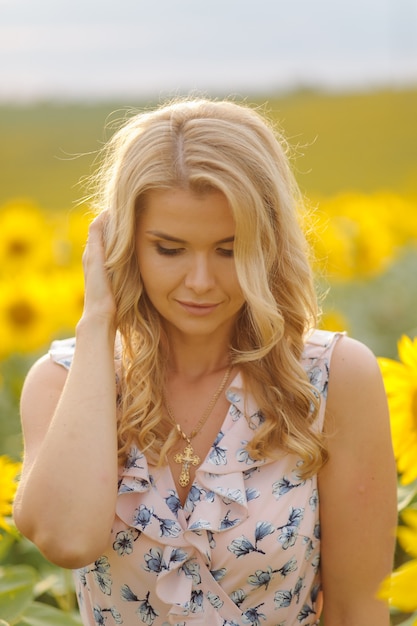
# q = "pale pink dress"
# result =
<box><xmin>50</xmin><ymin>330</ymin><xmax>342</xmax><ymax>626</ymax></box>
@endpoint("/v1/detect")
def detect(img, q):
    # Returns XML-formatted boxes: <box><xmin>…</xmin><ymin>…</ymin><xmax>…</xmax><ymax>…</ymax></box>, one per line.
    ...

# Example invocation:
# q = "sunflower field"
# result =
<box><xmin>1</xmin><ymin>89</ymin><xmax>417</xmax><ymax>625</ymax></box>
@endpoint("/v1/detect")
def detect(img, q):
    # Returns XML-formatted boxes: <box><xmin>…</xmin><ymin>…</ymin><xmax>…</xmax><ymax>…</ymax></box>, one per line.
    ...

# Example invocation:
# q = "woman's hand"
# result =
<box><xmin>81</xmin><ymin>211</ymin><xmax>116</xmax><ymax>325</ymax></box>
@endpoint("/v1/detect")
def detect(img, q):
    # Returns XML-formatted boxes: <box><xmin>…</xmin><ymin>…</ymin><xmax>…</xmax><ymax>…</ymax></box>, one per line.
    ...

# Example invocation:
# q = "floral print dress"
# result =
<box><xmin>49</xmin><ymin>329</ymin><xmax>342</xmax><ymax>626</ymax></box>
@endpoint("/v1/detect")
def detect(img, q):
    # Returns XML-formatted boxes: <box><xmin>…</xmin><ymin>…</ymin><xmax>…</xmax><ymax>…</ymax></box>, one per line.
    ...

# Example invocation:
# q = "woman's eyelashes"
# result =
<box><xmin>154</xmin><ymin>242</ymin><xmax>234</xmax><ymax>257</ymax></box>
<box><xmin>216</xmin><ymin>247</ymin><xmax>234</xmax><ymax>257</ymax></box>
<box><xmin>154</xmin><ymin>243</ymin><xmax>183</xmax><ymax>256</ymax></box>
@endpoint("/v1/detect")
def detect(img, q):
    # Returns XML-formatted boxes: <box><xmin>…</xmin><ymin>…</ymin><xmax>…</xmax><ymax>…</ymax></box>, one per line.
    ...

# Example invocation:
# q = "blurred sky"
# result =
<box><xmin>1</xmin><ymin>0</ymin><xmax>417</xmax><ymax>102</ymax></box>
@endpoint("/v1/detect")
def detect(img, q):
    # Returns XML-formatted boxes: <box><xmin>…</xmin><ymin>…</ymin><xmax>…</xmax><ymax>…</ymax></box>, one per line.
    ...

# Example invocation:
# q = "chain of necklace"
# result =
<box><xmin>164</xmin><ymin>364</ymin><xmax>233</xmax><ymax>487</ymax></box>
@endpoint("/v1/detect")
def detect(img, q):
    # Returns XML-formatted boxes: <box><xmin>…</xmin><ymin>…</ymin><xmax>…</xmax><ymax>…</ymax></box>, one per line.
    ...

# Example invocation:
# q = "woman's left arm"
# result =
<box><xmin>318</xmin><ymin>336</ymin><xmax>397</xmax><ymax>625</ymax></box>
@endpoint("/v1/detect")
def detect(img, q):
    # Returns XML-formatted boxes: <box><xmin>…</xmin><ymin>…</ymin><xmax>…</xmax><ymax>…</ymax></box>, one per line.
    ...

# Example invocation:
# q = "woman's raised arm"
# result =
<box><xmin>14</xmin><ymin>214</ymin><xmax>119</xmax><ymax>568</ymax></box>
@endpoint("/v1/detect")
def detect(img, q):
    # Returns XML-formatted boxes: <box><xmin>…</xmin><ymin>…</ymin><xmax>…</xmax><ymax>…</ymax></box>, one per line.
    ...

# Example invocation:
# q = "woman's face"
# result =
<box><xmin>136</xmin><ymin>187</ymin><xmax>245</xmax><ymax>344</ymax></box>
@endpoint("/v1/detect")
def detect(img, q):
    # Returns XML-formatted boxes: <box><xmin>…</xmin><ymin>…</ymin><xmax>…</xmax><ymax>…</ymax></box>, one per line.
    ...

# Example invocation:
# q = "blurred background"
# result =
<box><xmin>1</xmin><ymin>1</ymin><xmax>417</xmax><ymax>623</ymax></box>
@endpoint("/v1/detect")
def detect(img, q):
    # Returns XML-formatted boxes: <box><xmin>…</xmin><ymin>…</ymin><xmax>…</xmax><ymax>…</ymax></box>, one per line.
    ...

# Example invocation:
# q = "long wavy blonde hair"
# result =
<box><xmin>90</xmin><ymin>98</ymin><xmax>324</xmax><ymax>478</ymax></box>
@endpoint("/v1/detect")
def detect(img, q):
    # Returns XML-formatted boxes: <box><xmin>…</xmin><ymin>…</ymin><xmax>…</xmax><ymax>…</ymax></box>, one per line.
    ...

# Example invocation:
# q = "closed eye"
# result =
<box><xmin>155</xmin><ymin>243</ymin><xmax>184</xmax><ymax>256</ymax></box>
<box><xmin>217</xmin><ymin>247</ymin><xmax>234</xmax><ymax>257</ymax></box>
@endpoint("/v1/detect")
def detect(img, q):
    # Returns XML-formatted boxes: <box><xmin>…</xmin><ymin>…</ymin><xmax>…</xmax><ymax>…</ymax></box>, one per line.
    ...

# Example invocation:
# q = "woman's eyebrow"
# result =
<box><xmin>146</xmin><ymin>231</ymin><xmax>235</xmax><ymax>245</ymax></box>
<box><xmin>146</xmin><ymin>230</ymin><xmax>187</xmax><ymax>243</ymax></box>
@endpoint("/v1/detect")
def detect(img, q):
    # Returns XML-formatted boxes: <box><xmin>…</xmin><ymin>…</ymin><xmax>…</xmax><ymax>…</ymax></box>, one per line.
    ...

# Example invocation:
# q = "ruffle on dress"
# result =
<box><xmin>115</xmin><ymin>376</ymin><xmax>272</xmax><ymax>624</ymax></box>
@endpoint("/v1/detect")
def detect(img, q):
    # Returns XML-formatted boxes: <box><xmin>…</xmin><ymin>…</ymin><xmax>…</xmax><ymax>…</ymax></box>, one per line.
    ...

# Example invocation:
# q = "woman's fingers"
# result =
<box><xmin>82</xmin><ymin>211</ymin><xmax>116</xmax><ymax>322</ymax></box>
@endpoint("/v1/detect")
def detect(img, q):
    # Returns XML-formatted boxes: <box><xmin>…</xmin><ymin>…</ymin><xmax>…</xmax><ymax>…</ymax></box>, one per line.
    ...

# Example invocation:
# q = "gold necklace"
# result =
<box><xmin>164</xmin><ymin>364</ymin><xmax>233</xmax><ymax>487</ymax></box>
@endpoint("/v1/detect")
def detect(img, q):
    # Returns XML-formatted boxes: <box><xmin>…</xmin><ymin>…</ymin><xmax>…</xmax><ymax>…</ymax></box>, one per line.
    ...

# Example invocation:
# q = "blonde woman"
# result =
<box><xmin>14</xmin><ymin>99</ymin><xmax>397</xmax><ymax>625</ymax></box>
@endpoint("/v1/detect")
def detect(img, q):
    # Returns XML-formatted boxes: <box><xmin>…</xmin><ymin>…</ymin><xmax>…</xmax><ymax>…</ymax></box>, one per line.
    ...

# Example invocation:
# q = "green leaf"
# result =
<box><xmin>0</xmin><ymin>620</ymin><xmax>11</xmax><ymax>626</ymax></box>
<box><xmin>13</xmin><ymin>601</ymin><xmax>83</xmax><ymax>626</ymax></box>
<box><xmin>392</xmin><ymin>612</ymin><xmax>417</xmax><ymax>626</ymax></box>
<box><xmin>398</xmin><ymin>479</ymin><xmax>417</xmax><ymax>511</ymax></box>
<box><xmin>0</xmin><ymin>533</ymin><xmax>16</xmax><ymax>562</ymax></box>
<box><xmin>0</xmin><ymin>566</ymin><xmax>37</xmax><ymax>623</ymax></box>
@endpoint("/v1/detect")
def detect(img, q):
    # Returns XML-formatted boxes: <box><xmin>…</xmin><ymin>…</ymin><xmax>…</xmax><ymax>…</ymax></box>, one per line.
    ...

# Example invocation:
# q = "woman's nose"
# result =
<box><xmin>184</xmin><ymin>255</ymin><xmax>216</xmax><ymax>293</ymax></box>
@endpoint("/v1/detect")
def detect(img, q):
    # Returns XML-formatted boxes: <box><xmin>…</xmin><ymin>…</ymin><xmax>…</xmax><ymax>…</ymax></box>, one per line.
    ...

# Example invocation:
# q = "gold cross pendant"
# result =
<box><xmin>174</xmin><ymin>443</ymin><xmax>201</xmax><ymax>487</ymax></box>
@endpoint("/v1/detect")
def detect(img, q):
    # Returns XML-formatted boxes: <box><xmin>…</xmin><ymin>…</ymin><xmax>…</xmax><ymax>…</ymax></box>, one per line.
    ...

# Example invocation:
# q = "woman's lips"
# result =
<box><xmin>177</xmin><ymin>300</ymin><xmax>220</xmax><ymax>316</ymax></box>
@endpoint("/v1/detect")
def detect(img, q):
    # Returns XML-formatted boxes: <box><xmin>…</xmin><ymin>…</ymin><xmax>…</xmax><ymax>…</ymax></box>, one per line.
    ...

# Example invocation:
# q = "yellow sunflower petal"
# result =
<box><xmin>0</xmin><ymin>456</ymin><xmax>21</xmax><ymax>533</ymax></box>
<box><xmin>378</xmin><ymin>336</ymin><xmax>417</xmax><ymax>484</ymax></box>
<box><xmin>378</xmin><ymin>560</ymin><xmax>417</xmax><ymax>612</ymax></box>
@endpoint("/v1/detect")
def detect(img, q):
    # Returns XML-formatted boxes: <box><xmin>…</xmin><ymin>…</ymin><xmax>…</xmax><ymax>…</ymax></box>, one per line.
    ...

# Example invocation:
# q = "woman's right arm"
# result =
<box><xmin>13</xmin><ymin>214</ymin><xmax>119</xmax><ymax>569</ymax></box>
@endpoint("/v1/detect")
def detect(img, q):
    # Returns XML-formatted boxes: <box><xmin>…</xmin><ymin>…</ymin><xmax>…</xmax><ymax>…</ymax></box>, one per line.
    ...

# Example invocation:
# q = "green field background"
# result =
<box><xmin>1</xmin><ymin>87</ymin><xmax>417</xmax><ymax>209</ymax></box>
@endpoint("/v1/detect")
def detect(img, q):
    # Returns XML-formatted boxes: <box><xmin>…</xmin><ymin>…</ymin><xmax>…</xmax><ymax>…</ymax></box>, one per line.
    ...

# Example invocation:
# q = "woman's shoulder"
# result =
<box><xmin>323</xmin><ymin>333</ymin><xmax>387</xmax><ymax>432</ymax></box>
<box><xmin>305</xmin><ymin>330</ymin><xmax>381</xmax><ymax>388</ymax></box>
<box><xmin>327</xmin><ymin>333</ymin><xmax>383</xmax><ymax>392</ymax></box>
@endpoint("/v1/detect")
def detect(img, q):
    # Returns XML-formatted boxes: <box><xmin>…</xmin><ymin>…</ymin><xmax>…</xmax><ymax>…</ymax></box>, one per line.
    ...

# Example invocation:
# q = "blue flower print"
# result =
<box><xmin>246</xmin><ymin>487</ymin><xmax>260</xmax><ymax>501</ymax></box>
<box><xmin>165</xmin><ymin>490</ymin><xmax>181</xmax><ymax>516</ymax></box>
<box><xmin>188</xmin><ymin>518</ymin><xmax>211</xmax><ymax>532</ymax></box>
<box><xmin>297</xmin><ymin>603</ymin><xmax>316</xmax><ymax>622</ymax></box>
<box><xmin>190</xmin><ymin>589</ymin><xmax>204</xmax><ymax>613</ymax></box>
<box><xmin>308</xmin><ymin>362</ymin><xmax>329</xmax><ymax>398</ymax></box>
<box><xmin>228</xmin><ymin>521</ymin><xmax>274</xmax><ymax>558</ymax></box>
<box><xmin>168</xmin><ymin>548</ymin><xmax>188</xmax><ymax>567</ymax></box>
<box><xmin>120</xmin><ymin>586</ymin><xmax>159</xmax><ymax>625</ymax></box>
<box><xmin>272</xmin><ymin>476</ymin><xmax>304</xmax><ymax>500</ymax></box>
<box><xmin>118</xmin><ymin>477</ymin><xmax>148</xmax><ymax>494</ymax></box>
<box><xmin>133</xmin><ymin>504</ymin><xmax>153</xmax><ymax>530</ymax></box>
<box><xmin>144</xmin><ymin>547</ymin><xmax>166</xmax><ymax>573</ymax></box>
<box><xmin>248</xmin><ymin>411</ymin><xmax>264</xmax><ymax>430</ymax></box>
<box><xmin>236</xmin><ymin>444</ymin><xmax>259</xmax><ymax>466</ymax></box>
<box><xmin>219</xmin><ymin>510</ymin><xmax>241</xmax><ymax>530</ymax></box>
<box><xmin>144</xmin><ymin>547</ymin><xmax>187</xmax><ymax>575</ymax></box>
<box><xmin>181</xmin><ymin>558</ymin><xmax>201</xmax><ymax>584</ymax></box>
<box><xmin>91</xmin><ymin>557</ymin><xmax>112</xmax><ymax>596</ymax></box>
<box><xmin>230</xmin><ymin>588</ymin><xmax>247</xmax><ymax>607</ymax></box>
<box><xmin>138</xmin><ymin>596</ymin><xmax>159</xmax><ymax>625</ymax></box>
<box><xmin>313</xmin><ymin>522</ymin><xmax>320</xmax><ymax>540</ymax></box>
<box><xmin>227</xmin><ymin>390</ymin><xmax>242</xmax><ymax>407</ymax></box>
<box><xmin>277</xmin><ymin>556</ymin><xmax>298</xmax><ymax>578</ymax></box>
<box><xmin>207</xmin><ymin>590</ymin><xmax>224</xmax><ymax>609</ymax></box>
<box><xmin>210</xmin><ymin>567</ymin><xmax>226</xmax><ymax>581</ymax></box>
<box><xmin>228</xmin><ymin>536</ymin><xmax>262</xmax><ymax>558</ymax></box>
<box><xmin>293</xmin><ymin>576</ymin><xmax>305</xmax><ymax>603</ymax></box>
<box><xmin>274</xmin><ymin>589</ymin><xmax>292</xmax><ymax>609</ymax></box>
<box><xmin>153</xmin><ymin>514</ymin><xmax>181</xmax><ymax>538</ymax></box>
<box><xmin>242</xmin><ymin>603</ymin><xmax>267</xmax><ymax>625</ymax></box>
<box><xmin>309</xmin><ymin>489</ymin><xmax>319</xmax><ymax>511</ymax></box>
<box><xmin>209</xmin><ymin>438</ymin><xmax>228</xmax><ymax>466</ymax></box>
<box><xmin>93</xmin><ymin>605</ymin><xmax>123</xmax><ymax>625</ymax></box>
<box><xmin>248</xmin><ymin>567</ymin><xmax>279</xmax><ymax>591</ymax></box>
<box><xmin>255</xmin><ymin>521</ymin><xmax>275</xmax><ymax>542</ymax></box>
<box><xmin>312</xmin><ymin>554</ymin><xmax>320</xmax><ymax>573</ymax></box>
<box><xmin>242</xmin><ymin>467</ymin><xmax>258</xmax><ymax>480</ymax></box>
<box><xmin>302</xmin><ymin>536</ymin><xmax>315</xmax><ymax>560</ymax></box>
<box><xmin>125</xmin><ymin>447</ymin><xmax>145</xmax><ymax>470</ymax></box>
<box><xmin>78</xmin><ymin>567</ymin><xmax>88</xmax><ymax>588</ymax></box>
<box><xmin>218</xmin><ymin>488</ymin><xmax>245</xmax><ymax>507</ymax></box>
<box><xmin>277</xmin><ymin>507</ymin><xmax>304</xmax><ymax>549</ymax></box>
<box><xmin>184</xmin><ymin>485</ymin><xmax>204</xmax><ymax>512</ymax></box>
<box><xmin>113</xmin><ymin>529</ymin><xmax>140</xmax><ymax>556</ymax></box>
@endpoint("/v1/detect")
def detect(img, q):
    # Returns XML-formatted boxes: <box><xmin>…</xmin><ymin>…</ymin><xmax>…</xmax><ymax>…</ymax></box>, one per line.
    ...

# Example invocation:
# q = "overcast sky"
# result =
<box><xmin>1</xmin><ymin>0</ymin><xmax>417</xmax><ymax>101</ymax></box>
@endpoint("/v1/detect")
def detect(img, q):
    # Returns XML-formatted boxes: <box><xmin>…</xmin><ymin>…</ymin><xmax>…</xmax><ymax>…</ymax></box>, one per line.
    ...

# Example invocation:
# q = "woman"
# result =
<box><xmin>14</xmin><ymin>98</ymin><xmax>397</xmax><ymax>625</ymax></box>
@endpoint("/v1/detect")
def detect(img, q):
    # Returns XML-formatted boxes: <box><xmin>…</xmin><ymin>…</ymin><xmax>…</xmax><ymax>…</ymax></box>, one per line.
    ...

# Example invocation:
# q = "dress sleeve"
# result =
<box><xmin>48</xmin><ymin>337</ymin><xmax>76</xmax><ymax>371</ymax></box>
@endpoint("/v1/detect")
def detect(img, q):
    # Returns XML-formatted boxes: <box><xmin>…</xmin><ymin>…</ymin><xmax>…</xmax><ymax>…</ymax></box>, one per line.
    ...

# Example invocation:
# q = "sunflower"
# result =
<box><xmin>314</xmin><ymin>193</ymin><xmax>396</xmax><ymax>280</ymax></box>
<box><xmin>0</xmin><ymin>273</ymin><xmax>57</xmax><ymax>358</ymax></box>
<box><xmin>378</xmin><ymin>335</ymin><xmax>417</xmax><ymax>485</ymax></box>
<box><xmin>0</xmin><ymin>200</ymin><xmax>55</xmax><ymax>275</ymax></box>
<box><xmin>378</xmin><ymin>508</ymin><xmax>417</xmax><ymax>616</ymax></box>
<box><xmin>0</xmin><ymin>455</ymin><xmax>21</xmax><ymax>534</ymax></box>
